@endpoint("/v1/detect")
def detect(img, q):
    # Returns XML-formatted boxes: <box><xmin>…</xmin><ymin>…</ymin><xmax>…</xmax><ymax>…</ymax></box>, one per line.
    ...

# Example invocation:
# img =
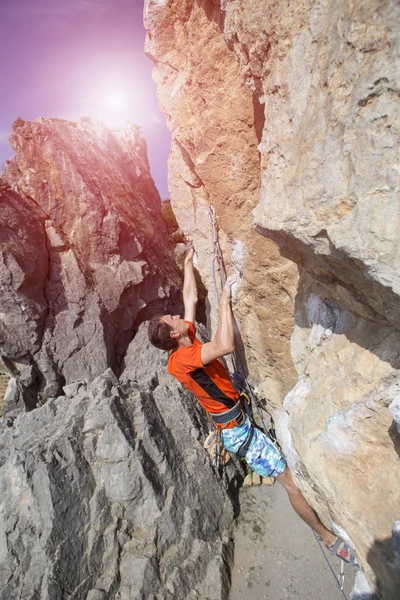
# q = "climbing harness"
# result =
<box><xmin>206</xmin><ymin>395</ymin><xmax>245</xmax><ymax>467</ymax></box>
<box><xmin>207</xmin><ymin>391</ymin><xmax>257</xmax><ymax>463</ymax></box>
<box><xmin>312</xmin><ymin>531</ymin><xmax>348</xmax><ymax>600</ymax></box>
<box><xmin>203</xmin><ymin>429</ymin><xmax>230</xmax><ymax>466</ymax></box>
<box><xmin>209</xmin><ymin>397</ymin><xmax>242</xmax><ymax>426</ymax></box>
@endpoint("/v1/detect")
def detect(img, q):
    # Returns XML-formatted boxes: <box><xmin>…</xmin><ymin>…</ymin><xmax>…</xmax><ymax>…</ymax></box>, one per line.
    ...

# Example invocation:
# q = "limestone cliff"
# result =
<box><xmin>145</xmin><ymin>0</ymin><xmax>299</xmax><ymax>408</ymax></box>
<box><xmin>144</xmin><ymin>1</ymin><xmax>400</xmax><ymax>597</ymax></box>
<box><xmin>1</xmin><ymin>117</ymin><xmax>181</xmax><ymax>405</ymax></box>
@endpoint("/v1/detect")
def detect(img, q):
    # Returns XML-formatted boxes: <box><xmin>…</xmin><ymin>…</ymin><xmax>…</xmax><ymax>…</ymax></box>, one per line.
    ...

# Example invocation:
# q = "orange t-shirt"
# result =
<box><xmin>168</xmin><ymin>321</ymin><xmax>239</xmax><ymax>428</ymax></box>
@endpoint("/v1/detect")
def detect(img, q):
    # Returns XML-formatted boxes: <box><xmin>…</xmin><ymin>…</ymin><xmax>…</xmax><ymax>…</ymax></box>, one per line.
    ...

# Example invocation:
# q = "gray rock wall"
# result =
<box><xmin>0</xmin><ymin>179</ymin><xmax>49</xmax><ymax>410</ymax></box>
<box><xmin>0</xmin><ymin>360</ymin><xmax>237</xmax><ymax>600</ymax></box>
<box><xmin>0</xmin><ymin>116</ymin><xmax>241</xmax><ymax>600</ymax></box>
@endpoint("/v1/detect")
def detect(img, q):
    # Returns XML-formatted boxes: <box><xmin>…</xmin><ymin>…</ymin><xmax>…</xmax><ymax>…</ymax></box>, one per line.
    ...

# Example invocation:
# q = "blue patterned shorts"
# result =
<box><xmin>221</xmin><ymin>415</ymin><xmax>287</xmax><ymax>478</ymax></box>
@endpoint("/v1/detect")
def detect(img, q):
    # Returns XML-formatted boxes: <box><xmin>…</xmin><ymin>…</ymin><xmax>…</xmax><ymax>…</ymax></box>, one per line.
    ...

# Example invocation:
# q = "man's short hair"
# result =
<box><xmin>148</xmin><ymin>315</ymin><xmax>178</xmax><ymax>351</ymax></box>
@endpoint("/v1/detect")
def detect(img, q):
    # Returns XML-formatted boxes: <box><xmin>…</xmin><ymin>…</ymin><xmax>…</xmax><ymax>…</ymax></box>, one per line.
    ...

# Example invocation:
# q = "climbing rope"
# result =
<box><xmin>208</xmin><ymin>203</ymin><xmax>272</xmax><ymax>439</ymax></box>
<box><xmin>208</xmin><ymin>204</ymin><xmax>226</xmax><ymax>294</ymax></box>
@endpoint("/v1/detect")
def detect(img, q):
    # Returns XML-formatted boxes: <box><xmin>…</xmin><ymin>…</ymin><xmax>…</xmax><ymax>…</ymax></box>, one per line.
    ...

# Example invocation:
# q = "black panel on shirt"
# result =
<box><xmin>189</xmin><ymin>368</ymin><xmax>236</xmax><ymax>409</ymax></box>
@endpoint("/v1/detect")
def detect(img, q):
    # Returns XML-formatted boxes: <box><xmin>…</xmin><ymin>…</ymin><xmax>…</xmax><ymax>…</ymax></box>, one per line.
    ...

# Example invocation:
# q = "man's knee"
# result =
<box><xmin>276</xmin><ymin>466</ymin><xmax>301</xmax><ymax>495</ymax></box>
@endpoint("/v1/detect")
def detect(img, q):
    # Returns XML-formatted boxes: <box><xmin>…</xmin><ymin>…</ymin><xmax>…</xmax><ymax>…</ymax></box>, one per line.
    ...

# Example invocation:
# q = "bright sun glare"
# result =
<box><xmin>104</xmin><ymin>89</ymin><xmax>129</xmax><ymax>111</ymax></box>
<box><xmin>80</xmin><ymin>72</ymin><xmax>142</xmax><ymax>129</ymax></box>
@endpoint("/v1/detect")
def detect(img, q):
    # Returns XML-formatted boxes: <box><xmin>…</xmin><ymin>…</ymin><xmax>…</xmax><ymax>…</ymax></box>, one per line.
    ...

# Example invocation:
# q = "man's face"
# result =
<box><xmin>161</xmin><ymin>314</ymin><xmax>189</xmax><ymax>338</ymax></box>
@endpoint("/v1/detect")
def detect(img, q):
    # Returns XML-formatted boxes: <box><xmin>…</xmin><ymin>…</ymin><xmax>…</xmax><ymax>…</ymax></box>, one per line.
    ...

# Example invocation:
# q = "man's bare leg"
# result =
<box><xmin>276</xmin><ymin>466</ymin><xmax>336</xmax><ymax>546</ymax></box>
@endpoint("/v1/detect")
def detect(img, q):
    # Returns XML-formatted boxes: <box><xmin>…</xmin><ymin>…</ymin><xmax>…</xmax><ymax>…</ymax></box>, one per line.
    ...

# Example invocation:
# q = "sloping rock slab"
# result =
<box><xmin>0</xmin><ymin>368</ymin><xmax>238</xmax><ymax>600</ymax></box>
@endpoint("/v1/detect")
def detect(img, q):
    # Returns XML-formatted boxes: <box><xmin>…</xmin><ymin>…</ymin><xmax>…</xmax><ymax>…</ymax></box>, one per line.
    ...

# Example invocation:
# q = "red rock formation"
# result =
<box><xmin>1</xmin><ymin>117</ymin><xmax>181</xmax><ymax>399</ymax></box>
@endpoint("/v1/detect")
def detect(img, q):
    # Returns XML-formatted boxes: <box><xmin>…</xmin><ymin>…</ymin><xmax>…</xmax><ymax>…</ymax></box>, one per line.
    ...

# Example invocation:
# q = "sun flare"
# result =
<box><xmin>104</xmin><ymin>89</ymin><xmax>129</xmax><ymax>111</ymax></box>
<box><xmin>80</xmin><ymin>71</ymin><xmax>142</xmax><ymax>128</ymax></box>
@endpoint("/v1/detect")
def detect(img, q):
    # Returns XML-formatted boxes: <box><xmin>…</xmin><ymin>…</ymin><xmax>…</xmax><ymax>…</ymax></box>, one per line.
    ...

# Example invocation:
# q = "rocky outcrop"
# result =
<box><xmin>144</xmin><ymin>1</ymin><xmax>400</xmax><ymax>596</ymax></box>
<box><xmin>0</xmin><ymin>117</ymin><xmax>243</xmax><ymax>599</ymax></box>
<box><xmin>1</xmin><ymin>118</ymin><xmax>181</xmax><ymax>403</ymax></box>
<box><xmin>161</xmin><ymin>200</ymin><xmax>186</xmax><ymax>247</ymax></box>
<box><xmin>0</xmin><ymin>178</ymin><xmax>49</xmax><ymax>412</ymax></box>
<box><xmin>0</xmin><ymin>329</ymin><xmax>239</xmax><ymax>600</ymax></box>
<box><xmin>0</xmin><ymin>119</ymin><xmax>247</xmax><ymax>600</ymax></box>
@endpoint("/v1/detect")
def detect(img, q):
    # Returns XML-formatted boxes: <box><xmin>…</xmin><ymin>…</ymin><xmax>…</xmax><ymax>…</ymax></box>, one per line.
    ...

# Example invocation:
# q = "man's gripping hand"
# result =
<box><xmin>200</xmin><ymin>272</ymin><xmax>238</xmax><ymax>365</ymax></box>
<box><xmin>221</xmin><ymin>273</ymin><xmax>239</xmax><ymax>300</ymax></box>
<box><xmin>184</xmin><ymin>247</ymin><xmax>195</xmax><ymax>265</ymax></box>
<box><xmin>183</xmin><ymin>246</ymin><xmax>198</xmax><ymax>323</ymax></box>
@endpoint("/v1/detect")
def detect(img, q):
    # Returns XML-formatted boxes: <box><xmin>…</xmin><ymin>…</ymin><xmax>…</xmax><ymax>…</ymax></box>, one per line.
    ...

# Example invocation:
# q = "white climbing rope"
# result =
<box><xmin>208</xmin><ymin>203</ymin><xmax>272</xmax><ymax>437</ymax></box>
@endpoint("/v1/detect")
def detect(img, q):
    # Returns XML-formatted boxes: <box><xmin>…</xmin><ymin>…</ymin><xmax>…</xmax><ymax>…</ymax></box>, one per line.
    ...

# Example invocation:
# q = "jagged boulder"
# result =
<box><xmin>0</xmin><ymin>355</ymin><xmax>238</xmax><ymax>600</ymax></box>
<box><xmin>1</xmin><ymin>117</ymin><xmax>181</xmax><ymax>401</ymax></box>
<box><xmin>144</xmin><ymin>1</ymin><xmax>400</xmax><ymax>596</ymax></box>
<box><xmin>0</xmin><ymin>179</ymin><xmax>47</xmax><ymax>358</ymax></box>
<box><xmin>0</xmin><ymin>124</ymin><xmax>240</xmax><ymax>599</ymax></box>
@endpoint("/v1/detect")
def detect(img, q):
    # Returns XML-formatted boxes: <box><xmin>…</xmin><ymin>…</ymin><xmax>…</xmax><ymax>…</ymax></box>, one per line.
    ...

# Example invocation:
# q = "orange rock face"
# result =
<box><xmin>145</xmin><ymin>0</ymin><xmax>299</xmax><ymax>409</ymax></box>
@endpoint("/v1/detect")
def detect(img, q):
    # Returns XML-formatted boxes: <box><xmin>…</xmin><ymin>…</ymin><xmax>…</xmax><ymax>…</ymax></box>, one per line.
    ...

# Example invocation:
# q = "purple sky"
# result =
<box><xmin>0</xmin><ymin>0</ymin><xmax>171</xmax><ymax>198</ymax></box>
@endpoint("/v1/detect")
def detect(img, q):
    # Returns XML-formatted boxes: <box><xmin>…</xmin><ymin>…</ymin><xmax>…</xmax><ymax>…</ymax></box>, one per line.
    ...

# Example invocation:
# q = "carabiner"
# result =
<box><xmin>208</xmin><ymin>203</ymin><xmax>217</xmax><ymax>226</ymax></box>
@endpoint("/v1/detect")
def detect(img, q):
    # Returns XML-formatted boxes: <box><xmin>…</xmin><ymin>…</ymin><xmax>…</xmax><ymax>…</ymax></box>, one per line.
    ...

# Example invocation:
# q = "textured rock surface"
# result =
<box><xmin>145</xmin><ymin>0</ymin><xmax>299</xmax><ymax>408</ymax></box>
<box><xmin>0</xmin><ymin>356</ymin><xmax>238</xmax><ymax>600</ymax></box>
<box><xmin>275</xmin><ymin>272</ymin><xmax>400</xmax><ymax>596</ymax></box>
<box><xmin>233</xmin><ymin>0</ymin><xmax>400</xmax><ymax>309</ymax></box>
<box><xmin>1</xmin><ymin>118</ymin><xmax>181</xmax><ymax>401</ymax></box>
<box><xmin>145</xmin><ymin>1</ymin><xmax>400</xmax><ymax>597</ymax></box>
<box><xmin>389</xmin><ymin>396</ymin><xmax>400</xmax><ymax>433</ymax></box>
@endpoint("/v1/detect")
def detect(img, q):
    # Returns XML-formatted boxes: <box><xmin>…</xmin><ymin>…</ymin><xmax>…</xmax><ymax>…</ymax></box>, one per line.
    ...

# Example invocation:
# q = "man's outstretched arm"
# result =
<box><xmin>183</xmin><ymin>248</ymin><xmax>198</xmax><ymax>323</ymax></box>
<box><xmin>201</xmin><ymin>274</ymin><xmax>238</xmax><ymax>365</ymax></box>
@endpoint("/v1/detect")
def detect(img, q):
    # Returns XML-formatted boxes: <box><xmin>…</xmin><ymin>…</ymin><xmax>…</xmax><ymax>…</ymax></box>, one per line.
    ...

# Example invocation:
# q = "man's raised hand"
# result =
<box><xmin>183</xmin><ymin>246</ymin><xmax>198</xmax><ymax>322</ymax></box>
<box><xmin>222</xmin><ymin>273</ymin><xmax>239</xmax><ymax>298</ymax></box>
<box><xmin>184</xmin><ymin>247</ymin><xmax>195</xmax><ymax>265</ymax></box>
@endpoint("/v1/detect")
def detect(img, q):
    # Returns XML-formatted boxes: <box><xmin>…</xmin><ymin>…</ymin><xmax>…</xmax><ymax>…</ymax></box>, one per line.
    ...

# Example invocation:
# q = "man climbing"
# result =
<box><xmin>148</xmin><ymin>247</ymin><xmax>357</xmax><ymax>566</ymax></box>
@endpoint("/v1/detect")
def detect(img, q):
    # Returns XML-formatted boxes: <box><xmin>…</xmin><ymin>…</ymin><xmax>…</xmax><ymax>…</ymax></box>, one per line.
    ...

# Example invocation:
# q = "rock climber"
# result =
<box><xmin>148</xmin><ymin>247</ymin><xmax>357</xmax><ymax>566</ymax></box>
